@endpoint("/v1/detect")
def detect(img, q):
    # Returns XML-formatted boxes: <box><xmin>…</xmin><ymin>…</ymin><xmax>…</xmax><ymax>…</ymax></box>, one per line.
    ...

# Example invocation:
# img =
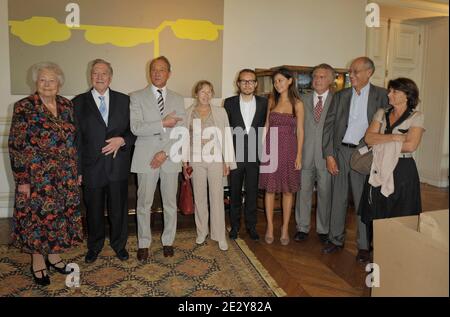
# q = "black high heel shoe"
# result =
<box><xmin>30</xmin><ymin>266</ymin><xmax>50</xmax><ymax>286</ymax></box>
<box><xmin>45</xmin><ymin>258</ymin><xmax>70</xmax><ymax>275</ymax></box>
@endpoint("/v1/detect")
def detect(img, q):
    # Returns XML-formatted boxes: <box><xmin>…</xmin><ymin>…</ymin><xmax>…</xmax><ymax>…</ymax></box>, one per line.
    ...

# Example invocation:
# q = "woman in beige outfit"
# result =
<box><xmin>183</xmin><ymin>81</ymin><xmax>236</xmax><ymax>251</ymax></box>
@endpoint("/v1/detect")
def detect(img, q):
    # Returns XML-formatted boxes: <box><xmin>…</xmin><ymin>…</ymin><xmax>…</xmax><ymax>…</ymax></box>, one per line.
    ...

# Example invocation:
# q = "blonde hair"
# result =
<box><xmin>193</xmin><ymin>80</ymin><xmax>215</xmax><ymax>98</ymax></box>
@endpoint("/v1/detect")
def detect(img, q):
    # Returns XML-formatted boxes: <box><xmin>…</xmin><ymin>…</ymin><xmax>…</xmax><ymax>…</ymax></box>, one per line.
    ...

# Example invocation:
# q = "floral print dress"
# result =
<box><xmin>8</xmin><ymin>93</ymin><xmax>83</xmax><ymax>255</ymax></box>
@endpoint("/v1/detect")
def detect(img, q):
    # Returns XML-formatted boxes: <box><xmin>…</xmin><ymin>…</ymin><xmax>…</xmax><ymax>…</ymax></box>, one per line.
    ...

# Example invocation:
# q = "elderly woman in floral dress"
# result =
<box><xmin>8</xmin><ymin>62</ymin><xmax>83</xmax><ymax>286</ymax></box>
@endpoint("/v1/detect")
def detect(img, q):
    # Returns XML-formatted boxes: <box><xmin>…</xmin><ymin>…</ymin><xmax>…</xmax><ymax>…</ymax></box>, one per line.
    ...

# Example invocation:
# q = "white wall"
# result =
<box><xmin>416</xmin><ymin>17</ymin><xmax>449</xmax><ymax>187</ymax></box>
<box><xmin>0</xmin><ymin>0</ymin><xmax>15</xmax><ymax>218</ymax></box>
<box><xmin>0</xmin><ymin>0</ymin><xmax>367</xmax><ymax>217</ymax></box>
<box><xmin>222</xmin><ymin>0</ymin><xmax>367</xmax><ymax>96</ymax></box>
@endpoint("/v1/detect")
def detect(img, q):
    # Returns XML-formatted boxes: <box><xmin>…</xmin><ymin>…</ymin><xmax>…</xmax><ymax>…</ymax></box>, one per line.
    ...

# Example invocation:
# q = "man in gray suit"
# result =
<box><xmin>322</xmin><ymin>57</ymin><xmax>388</xmax><ymax>263</ymax></box>
<box><xmin>294</xmin><ymin>64</ymin><xmax>335</xmax><ymax>244</ymax></box>
<box><xmin>130</xmin><ymin>56</ymin><xmax>185</xmax><ymax>261</ymax></box>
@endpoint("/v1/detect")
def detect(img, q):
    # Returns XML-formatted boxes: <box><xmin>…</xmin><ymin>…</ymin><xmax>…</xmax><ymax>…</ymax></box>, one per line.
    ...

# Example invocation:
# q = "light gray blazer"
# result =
<box><xmin>322</xmin><ymin>84</ymin><xmax>388</xmax><ymax>159</ymax></box>
<box><xmin>183</xmin><ymin>105</ymin><xmax>237</xmax><ymax>170</ymax></box>
<box><xmin>130</xmin><ymin>86</ymin><xmax>186</xmax><ymax>174</ymax></box>
<box><xmin>301</xmin><ymin>91</ymin><xmax>333</xmax><ymax>170</ymax></box>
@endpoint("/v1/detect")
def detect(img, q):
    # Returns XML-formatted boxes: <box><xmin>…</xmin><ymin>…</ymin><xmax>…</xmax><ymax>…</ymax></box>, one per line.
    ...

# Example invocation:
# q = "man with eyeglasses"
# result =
<box><xmin>322</xmin><ymin>57</ymin><xmax>388</xmax><ymax>263</ymax></box>
<box><xmin>224</xmin><ymin>69</ymin><xmax>268</xmax><ymax>241</ymax></box>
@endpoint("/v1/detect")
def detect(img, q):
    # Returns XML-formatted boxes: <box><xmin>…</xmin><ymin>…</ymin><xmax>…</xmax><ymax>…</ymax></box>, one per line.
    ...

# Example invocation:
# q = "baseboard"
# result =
<box><xmin>0</xmin><ymin>207</ymin><xmax>12</xmax><ymax>218</ymax></box>
<box><xmin>0</xmin><ymin>192</ymin><xmax>13</xmax><ymax>218</ymax></box>
<box><xmin>421</xmin><ymin>176</ymin><xmax>449</xmax><ymax>188</ymax></box>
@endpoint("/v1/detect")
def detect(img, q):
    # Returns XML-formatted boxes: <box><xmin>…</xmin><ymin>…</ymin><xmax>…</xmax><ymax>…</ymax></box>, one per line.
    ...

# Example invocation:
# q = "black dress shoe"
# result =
<box><xmin>322</xmin><ymin>242</ymin><xmax>343</xmax><ymax>254</ymax></box>
<box><xmin>294</xmin><ymin>231</ymin><xmax>308</xmax><ymax>242</ymax></box>
<box><xmin>246</xmin><ymin>228</ymin><xmax>260</xmax><ymax>241</ymax></box>
<box><xmin>31</xmin><ymin>266</ymin><xmax>50</xmax><ymax>286</ymax></box>
<box><xmin>318</xmin><ymin>233</ymin><xmax>329</xmax><ymax>244</ymax></box>
<box><xmin>163</xmin><ymin>246</ymin><xmax>174</xmax><ymax>257</ymax></box>
<box><xmin>229</xmin><ymin>228</ymin><xmax>238</xmax><ymax>240</ymax></box>
<box><xmin>85</xmin><ymin>250</ymin><xmax>100</xmax><ymax>264</ymax></box>
<box><xmin>46</xmin><ymin>258</ymin><xmax>70</xmax><ymax>275</ymax></box>
<box><xmin>116</xmin><ymin>249</ymin><xmax>129</xmax><ymax>261</ymax></box>
<box><xmin>356</xmin><ymin>249</ymin><xmax>370</xmax><ymax>263</ymax></box>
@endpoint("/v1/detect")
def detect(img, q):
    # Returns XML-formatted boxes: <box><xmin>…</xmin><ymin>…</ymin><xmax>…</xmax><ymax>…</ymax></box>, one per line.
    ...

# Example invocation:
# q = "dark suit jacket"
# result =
<box><xmin>224</xmin><ymin>95</ymin><xmax>268</xmax><ymax>163</ymax></box>
<box><xmin>73</xmin><ymin>89</ymin><xmax>136</xmax><ymax>188</ymax></box>
<box><xmin>322</xmin><ymin>84</ymin><xmax>388</xmax><ymax>159</ymax></box>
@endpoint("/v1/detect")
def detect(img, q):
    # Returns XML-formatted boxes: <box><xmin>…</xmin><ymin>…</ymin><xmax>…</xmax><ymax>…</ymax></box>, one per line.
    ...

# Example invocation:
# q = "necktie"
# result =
<box><xmin>314</xmin><ymin>96</ymin><xmax>323</xmax><ymax>123</ymax></box>
<box><xmin>98</xmin><ymin>96</ymin><xmax>108</xmax><ymax>125</ymax></box>
<box><xmin>157</xmin><ymin>89</ymin><xmax>165</xmax><ymax>116</ymax></box>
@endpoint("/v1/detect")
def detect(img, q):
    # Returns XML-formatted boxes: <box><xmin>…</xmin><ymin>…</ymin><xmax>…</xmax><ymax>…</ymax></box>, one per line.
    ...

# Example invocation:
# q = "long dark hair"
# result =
<box><xmin>270</xmin><ymin>68</ymin><xmax>300</xmax><ymax>117</ymax></box>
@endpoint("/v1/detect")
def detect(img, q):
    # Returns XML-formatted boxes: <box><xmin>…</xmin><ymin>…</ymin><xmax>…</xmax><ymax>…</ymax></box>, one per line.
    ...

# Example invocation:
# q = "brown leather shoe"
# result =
<box><xmin>356</xmin><ymin>249</ymin><xmax>370</xmax><ymax>263</ymax></box>
<box><xmin>163</xmin><ymin>246</ymin><xmax>174</xmax><ymax>257</ymax></box>
<box><xmin>137</xmin><ymin>248</ymin><xmax>149</xmax><ymax>262</ymax></box>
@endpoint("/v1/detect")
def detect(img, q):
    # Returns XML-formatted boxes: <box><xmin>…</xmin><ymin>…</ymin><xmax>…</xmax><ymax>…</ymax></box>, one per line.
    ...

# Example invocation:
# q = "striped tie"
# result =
<box><xmin>157</xmin><ymin>89</ymin><xmax>164</xmax><ymax>116</ymax></box>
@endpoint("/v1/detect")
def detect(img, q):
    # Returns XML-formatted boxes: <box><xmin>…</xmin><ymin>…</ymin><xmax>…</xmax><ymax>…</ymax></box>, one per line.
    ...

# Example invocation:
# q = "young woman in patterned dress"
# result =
<box><xmin>259</xmin><ymin>68</ymin><xmax>304</xmax><ymax>246</ymax></box>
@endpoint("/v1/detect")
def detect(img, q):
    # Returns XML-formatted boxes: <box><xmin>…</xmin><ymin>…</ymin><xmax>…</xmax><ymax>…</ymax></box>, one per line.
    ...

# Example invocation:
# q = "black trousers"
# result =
<box><xmin>229</xmin><ymin>162</ymin><xmax>259</xmax><ymax>230</ymax></box>
<box><xmin>83</xmin><ymin>180</ymin><xmax>128</xmax><ymax>253</ymax></box>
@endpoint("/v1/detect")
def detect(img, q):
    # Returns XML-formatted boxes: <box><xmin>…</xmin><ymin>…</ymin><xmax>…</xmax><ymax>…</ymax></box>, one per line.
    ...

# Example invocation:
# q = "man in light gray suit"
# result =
<box><xmin>130</xmin><ymin>56</ymin><xmax>185</xmax><ymax>261</ymax></box>
<box><xmin>294</xmin><ymin>64</ymin><xmax>335</xmax><ymax>244</ymax></box>
<box><xmin>322</xmin><ymin>57</ymin><xmax>388</xmax><ymax>263</ymax></box>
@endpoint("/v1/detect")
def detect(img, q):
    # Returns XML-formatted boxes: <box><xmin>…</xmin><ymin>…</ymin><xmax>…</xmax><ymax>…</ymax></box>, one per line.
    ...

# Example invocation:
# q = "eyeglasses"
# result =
<box><xmin>239</xmin><ymin>80</ymin><xmax>257</xmax><ymax>85</ymax></box>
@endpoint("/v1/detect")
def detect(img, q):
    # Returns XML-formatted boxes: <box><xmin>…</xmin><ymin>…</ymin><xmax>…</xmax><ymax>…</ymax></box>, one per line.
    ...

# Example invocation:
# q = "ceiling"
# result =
<box><xmin>375</xmin><ymin>0</ymin><xmax>449</xmax><ymax>8</ymax></box>
<box><xmin>422</xmin><ymin>0</ymin><xmax>449</xmax><ymax>4</ymax></box>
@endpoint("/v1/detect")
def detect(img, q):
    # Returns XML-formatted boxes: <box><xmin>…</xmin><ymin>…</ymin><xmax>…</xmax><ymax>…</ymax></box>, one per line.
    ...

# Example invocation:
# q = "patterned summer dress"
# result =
<box><xmin>259</xmin><ymin>112</ymin><xmax>301</xmax><ymax>193</ymax></box>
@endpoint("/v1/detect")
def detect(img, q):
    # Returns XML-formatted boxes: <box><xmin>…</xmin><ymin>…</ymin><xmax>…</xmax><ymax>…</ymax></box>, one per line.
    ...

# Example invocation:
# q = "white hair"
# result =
<box><xmin>31</xmin><ymin>62</ymin><xmax>65</xmax><ymax>86</ymax></box>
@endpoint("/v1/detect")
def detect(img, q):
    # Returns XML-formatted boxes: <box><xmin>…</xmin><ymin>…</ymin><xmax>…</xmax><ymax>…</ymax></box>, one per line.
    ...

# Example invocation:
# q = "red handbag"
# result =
<box><xmin>179</xmin><ymin>167</ymin><xmax>194</xmax><ymax>215</ymax></box>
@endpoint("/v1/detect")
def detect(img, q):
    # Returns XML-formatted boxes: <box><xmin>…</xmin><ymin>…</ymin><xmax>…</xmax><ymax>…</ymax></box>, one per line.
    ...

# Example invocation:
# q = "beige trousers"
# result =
<box><xmin>136</xmin><ymin>170</ymin><xmax>178</xmax><ymax>249</ymax></box>
<box><xmin>190</xmin><ymin>162</ymin><xmax>226</xmax><ymax>243</ymax></box>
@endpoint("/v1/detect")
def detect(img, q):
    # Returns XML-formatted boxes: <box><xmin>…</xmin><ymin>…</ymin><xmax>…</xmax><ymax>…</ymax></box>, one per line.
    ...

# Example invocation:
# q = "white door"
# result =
<box><xmin>366</xmin><ymin>19</ymin><xmax>389</xmax><ymax>88</ymax></box>
<box><xmin>366</xmin><ymin>19</ymin><xmax>424</xmax><ymax>89</ymax></box>
<box><xmin>386</xmin><ymin>21</ymin><xmax>424</xmax><ymax>90</ymax></box>
<box><xmin>367</xmin><ymin>19</ymin><xmax>425</xmax><ymax>166</ymax></box>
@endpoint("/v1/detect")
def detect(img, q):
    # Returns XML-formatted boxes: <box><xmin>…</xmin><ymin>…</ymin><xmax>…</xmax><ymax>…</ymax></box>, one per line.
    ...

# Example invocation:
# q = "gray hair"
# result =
<box><xmin>31</xmin><ymin>62</ymin><xmax>65</xmax><ymax>86</ymax></box>
<box><xmin>312</xmin><ymin>63</ymin><xmax>336</xmax><ymax>82</ymax></box>
<box><xmin>359</xmin><ymin>56</ymin><xmax>376</xmax><ymax>75</ymax></box>
<box><xmin>90</xmin><ymin>58</ymin><xmax>114</xmax><ymax>76</ymax></box>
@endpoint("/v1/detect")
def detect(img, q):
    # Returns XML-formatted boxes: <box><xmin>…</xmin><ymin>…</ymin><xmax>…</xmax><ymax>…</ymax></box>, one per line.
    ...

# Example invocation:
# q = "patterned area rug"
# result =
<box><xmin>0</xmin><ymin>229</ymin><xmax>286</xmax><ymax>297</ymax></box>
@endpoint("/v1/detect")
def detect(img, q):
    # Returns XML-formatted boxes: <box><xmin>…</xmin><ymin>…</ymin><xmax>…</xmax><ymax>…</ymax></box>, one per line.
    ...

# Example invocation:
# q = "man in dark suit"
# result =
<box><xmin>322</xmin><ymin>57</ymin><xmax>388</xmax><ymax>263</ymax></box>
<box><xmin>73</xmin><ymin>59</ymin><xmax>136</xmax><ymax>263</ymax></box>
<box><xmin>224</xmin><ymin>69</ymin><xmax>268</xmax><ymax>241</ymax></box>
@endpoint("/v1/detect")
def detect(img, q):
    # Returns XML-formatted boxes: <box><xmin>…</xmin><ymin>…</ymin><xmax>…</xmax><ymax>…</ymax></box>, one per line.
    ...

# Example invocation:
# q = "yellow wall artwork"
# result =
<box><xmin>10</xmin><ymin>17</ymin><xmax>224</xmax><ymax>57</ymax></box>
<box><xmin>8</xmin><ymin>0</ymin><xmax>224</xmax><ymax>97</ymax></box>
